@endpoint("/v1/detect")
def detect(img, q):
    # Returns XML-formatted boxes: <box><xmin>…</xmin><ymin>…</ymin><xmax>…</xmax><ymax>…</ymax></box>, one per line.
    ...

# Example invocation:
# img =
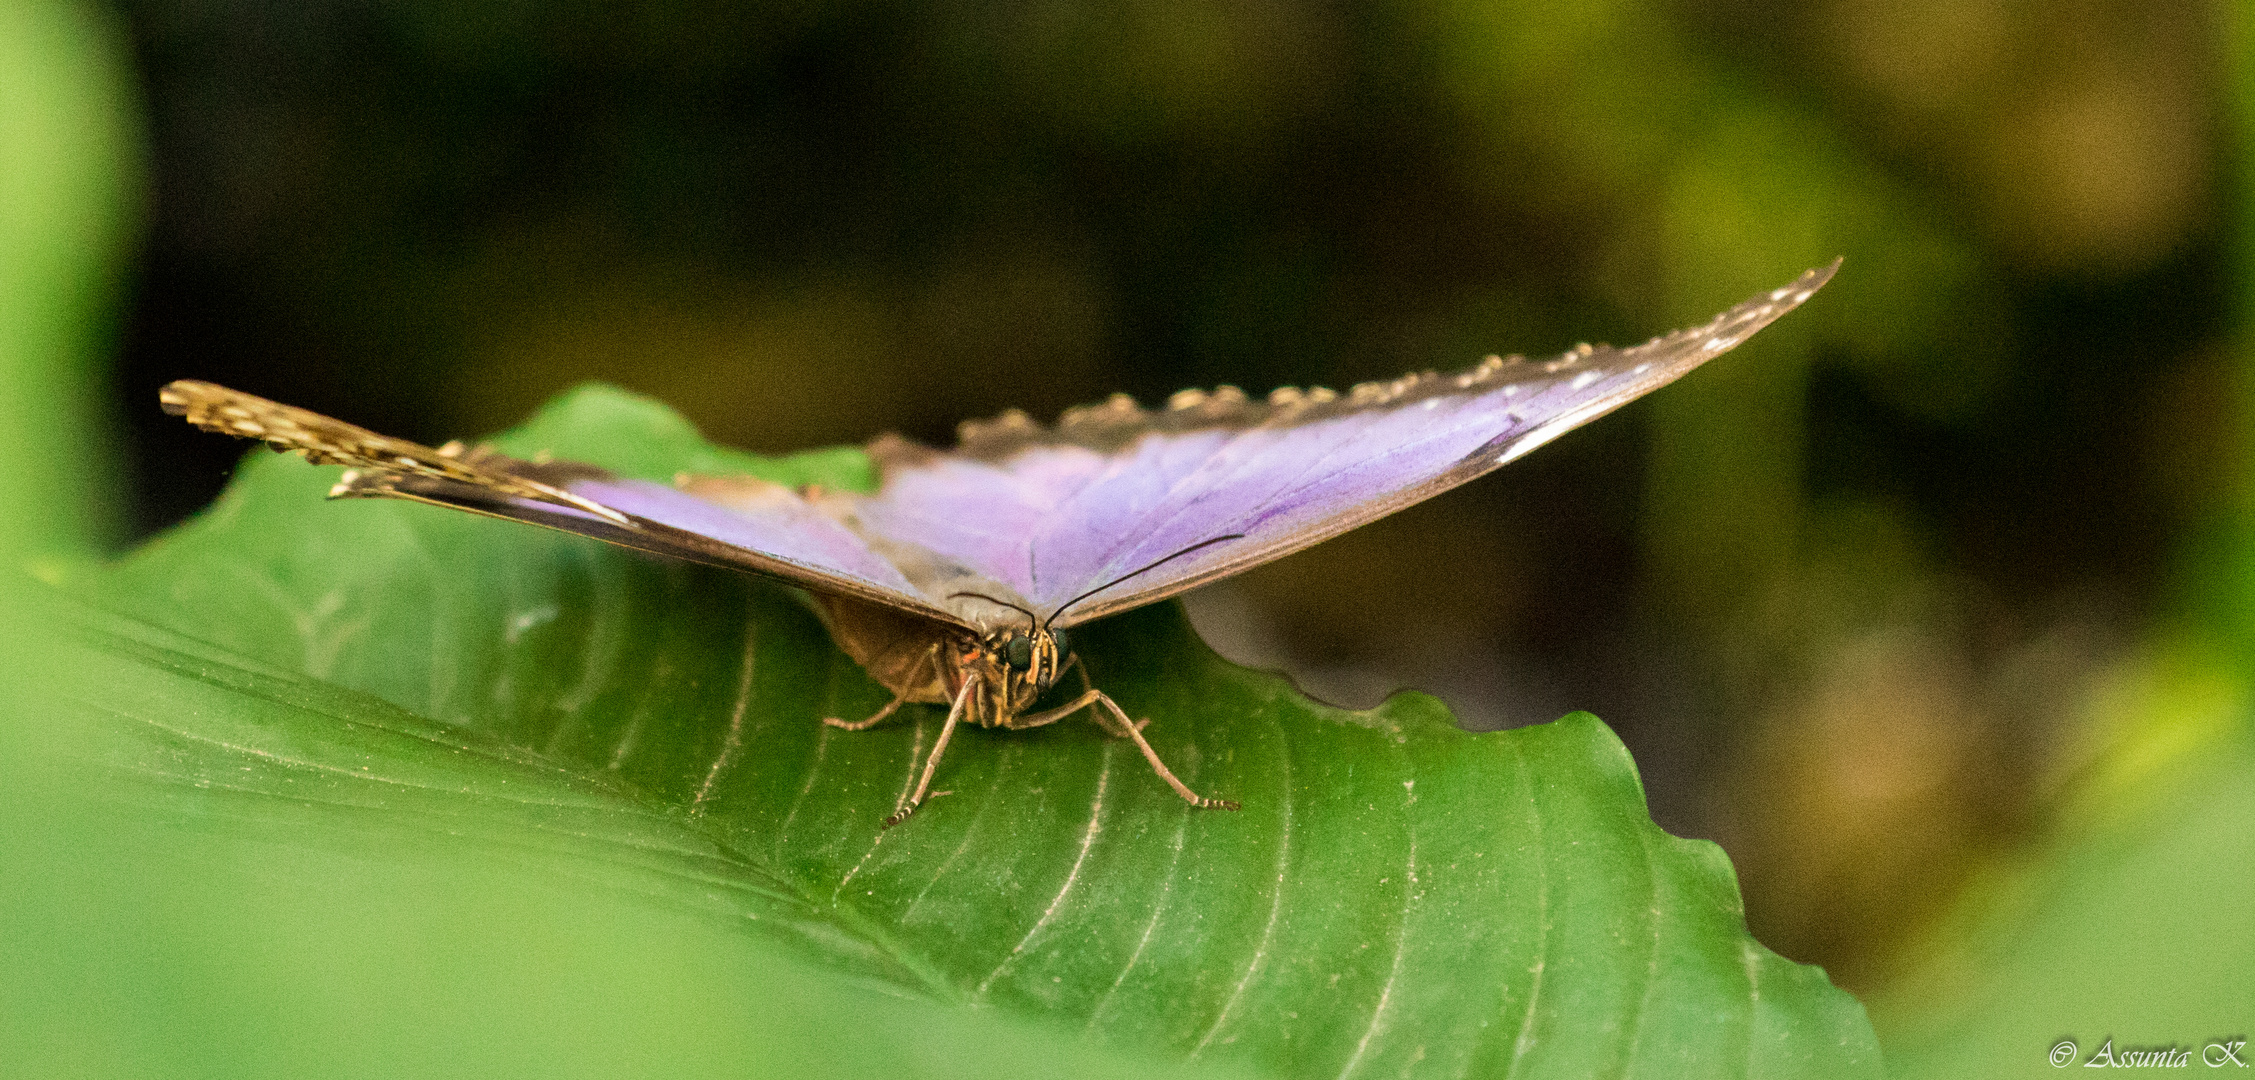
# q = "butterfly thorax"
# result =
<box><xmin>809</xmin><ymin>592</ymin><xmax>1071</xmax><ymax>726</ymax></box>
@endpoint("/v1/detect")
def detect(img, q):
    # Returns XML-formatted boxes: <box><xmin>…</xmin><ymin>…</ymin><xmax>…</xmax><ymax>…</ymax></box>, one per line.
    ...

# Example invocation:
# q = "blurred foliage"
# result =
<box><xmin>1868</xmin><ymin>635</ymin><xmax>2254</xmax><ymax>1079</ymax></box>
<box><xmin>1856</xmin><ymin>3</ymin><xmax>2255</xmax><ymax>1074</ymax></box>
<box><xmin>0</xmin><ymin>0</ymin><xmax>137</xmax><ymax>557</ymax></box>
<box><xmin>7</xmin><ymin>0</ymin><xmax>2254</xmax><ymax>1072</ymax></box>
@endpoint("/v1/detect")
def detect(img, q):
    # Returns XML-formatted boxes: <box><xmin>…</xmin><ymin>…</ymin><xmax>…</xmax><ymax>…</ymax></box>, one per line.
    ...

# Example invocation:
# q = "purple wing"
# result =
<box><xmin>845</xmin><ymin>263</ymin><xmax>1836</xmax><ymax>626</ymax></box>
<box><xmin>158</xmin><ymin>380</ymin><xmax>964</xmax><ymax>625</ymax></box>
<box><xmin>162</xmin><ymin>263</ymin><xmax>1831</xmax><ymax>635</ymax></box>
<box><xmin>356</xmin><ymin>471</ymin><xmax>954</xmax><ymax>621</ymax></box>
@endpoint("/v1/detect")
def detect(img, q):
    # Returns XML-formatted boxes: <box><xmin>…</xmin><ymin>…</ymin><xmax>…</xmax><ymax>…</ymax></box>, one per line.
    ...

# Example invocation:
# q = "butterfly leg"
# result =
<box><xmin>1093</xmin><ymin>693</ymin><xmax>1239</xmax><ymax>811</ymax></box>
<box><xmin>1008</xmin><ymin>689</ymin><xmax>1237</xmax><ymax>811</ymax></box>
<box><xmin>1005</xmin><ymin>689</ymin><xmax>1100</xmax><ymax>731</ymax></box>
<box><xmin>1005</xmin><ymin>656</ymin><xmax>1148</xmax><ymax>734</ymax></box>
<box><xmin>824</xmin><ymin>644</ymin><xmax>938</xmax><ymax>731</ymax></box>
<box><xmin>1067</xmin><ymin>654</ymin><xmax>1093</xmax><ymax>694</ymax></box>
<box><xmin>885</xmin><ymin>674</ymin><xmax>977</xmax><ymax>829</ymax></box>
<box><xmin>825</xmin><ymin>694</ymin><xmax>908</xmax><ymax>731</ymax></box>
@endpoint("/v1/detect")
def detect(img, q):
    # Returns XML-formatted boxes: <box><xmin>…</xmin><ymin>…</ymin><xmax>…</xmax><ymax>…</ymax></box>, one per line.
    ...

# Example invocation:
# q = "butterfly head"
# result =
<box><xmin>974</xmin><ymin>624</ymin><xmax>1070</xmax><ymax>718</ymax></box>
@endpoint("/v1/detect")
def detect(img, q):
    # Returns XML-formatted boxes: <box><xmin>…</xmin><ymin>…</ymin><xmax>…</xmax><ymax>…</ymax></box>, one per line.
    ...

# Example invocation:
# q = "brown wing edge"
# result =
<box><xmin>160</xmin><ymin>380</ymin><xmax>633</xmax><ymax>525</ymax></box>
<box><xmin>160</xmin><ymin>380</ymin><xmax>969</xmax><ymax>626</ymax></box>
<box><xmin>1046</xmin><ymin>261</ymin><xmax>1841</xmax><ymax>626</ymax></box>
<box><xmin>867</xmin><ymin>260</ymin><xmax>1841</xmax><ymax>473</ymax></box>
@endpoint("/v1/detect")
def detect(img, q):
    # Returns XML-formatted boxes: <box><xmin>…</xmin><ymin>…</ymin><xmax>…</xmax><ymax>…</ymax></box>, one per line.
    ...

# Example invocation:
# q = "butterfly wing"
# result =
<box><xmin>843</xmin><ymin>263</ymin><xmax>1836</xmax><ymax>626</ymax></box>
<box><xmin>163</xmin><ymin>263</ymin><xmax>1830</xmax><ymax>632</ymax></box>
<box><xmin>159</xmin><ymin>381</ymin><xmax>969</xmax><ymax>626</ymax></box>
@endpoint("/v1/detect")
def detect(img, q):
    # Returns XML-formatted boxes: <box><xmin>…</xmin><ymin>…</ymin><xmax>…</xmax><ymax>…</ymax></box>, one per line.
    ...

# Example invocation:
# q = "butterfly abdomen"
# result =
<box><xmin>807</xmin><ymin>591</ymin><xmax>965</xmax><ymax>706</ymax></box>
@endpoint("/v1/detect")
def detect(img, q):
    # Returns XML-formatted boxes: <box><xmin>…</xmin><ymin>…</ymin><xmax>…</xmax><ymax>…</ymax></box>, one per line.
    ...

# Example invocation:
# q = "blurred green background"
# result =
<box><xmin>10</xmin><ymin>0</ymin><xmax>2253</xmax><ymax>1071</ymax></box>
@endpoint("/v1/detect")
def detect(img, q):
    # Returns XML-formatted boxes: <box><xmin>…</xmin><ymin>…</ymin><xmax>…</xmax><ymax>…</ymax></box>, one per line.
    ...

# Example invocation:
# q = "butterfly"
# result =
<box><xmin>162</xmin><ymin>262</ymin><xmax>1833</xmax><ymax>826</ymax></box>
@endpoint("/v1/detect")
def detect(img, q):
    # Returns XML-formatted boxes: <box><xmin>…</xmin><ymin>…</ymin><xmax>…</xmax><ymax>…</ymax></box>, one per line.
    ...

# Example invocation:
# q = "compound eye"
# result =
<box><xmin>1004</xmin><ymin>633</ymin><xmax>1034</xmax><ymax>672</ymax></box>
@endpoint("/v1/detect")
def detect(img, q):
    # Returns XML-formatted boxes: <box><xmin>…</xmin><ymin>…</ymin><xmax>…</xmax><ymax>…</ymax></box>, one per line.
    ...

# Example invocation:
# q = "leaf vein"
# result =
<box><xmin>1504</xmin><ymin>738</ymin><xmax>1550</xmax><ymax>1078</ymax></box>
<box><xmin>1614</xmin><ymin>823</ymin><xmax>1667</xmax><ymax>1078</ymax></box>
<box><xmin>1336</xmin><ymin>833</ymin><xmax>1416</xmax><ymax>1079</ymax></box>
<box><xmin>976</xmin><ymin>740</ymin><xmax>1112</xmax><ymax>997</ymax></box>
<box><xmin>832</xmin><ymin>718</ymin><xmax>929</xmax><ymax>900</ymax></box>
<box><xmin>902</xmin><ymin>741</ymin><xmax>1014</xmax><ymax>921</ymax></box>
<box><xmin>692</xmin><ymin>616</ymin><xmax>760</xmax><ymax>811</ymax></box>
<box><xmin>1085</xmin><ymin>796</ymin><xmax>1191</xmax><ymax>1029</ymax></box>
<box><xmin>1191</xmin><ymin>709</ymin><xmax>1291</xmax><ymax>1056</ymax></box>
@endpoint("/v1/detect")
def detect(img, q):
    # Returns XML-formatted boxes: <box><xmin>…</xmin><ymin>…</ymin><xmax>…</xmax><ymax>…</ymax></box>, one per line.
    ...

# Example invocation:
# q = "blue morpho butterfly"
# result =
<box><xmin>163</xmin><ymin>263</ymin><xmax>1833</xmax><ymax>827</ymax></box>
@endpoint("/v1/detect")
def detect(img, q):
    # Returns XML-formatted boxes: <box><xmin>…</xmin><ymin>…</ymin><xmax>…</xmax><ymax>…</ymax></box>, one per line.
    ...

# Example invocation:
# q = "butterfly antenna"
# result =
<box><xmin>1043</xmin><ymin>533</ymin><xmax>1246</xmax><ymax>631</ymax></box>
<box><xmin>948</xmin><ymin>591</ymin><xmax>1038</xmax><ymax>628</ymax></box>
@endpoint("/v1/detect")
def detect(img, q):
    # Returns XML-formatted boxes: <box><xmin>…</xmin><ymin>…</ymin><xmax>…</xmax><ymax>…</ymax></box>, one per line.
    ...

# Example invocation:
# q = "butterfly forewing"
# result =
<box><xmin>162</xmin><ymin>380</ymin><xmax>971</xmax><ymax>626</ymax></box>
<box><xmin>851</xmin><ymin>262</ymin><xmax>1837</xmax><ymax>625</ymax></box>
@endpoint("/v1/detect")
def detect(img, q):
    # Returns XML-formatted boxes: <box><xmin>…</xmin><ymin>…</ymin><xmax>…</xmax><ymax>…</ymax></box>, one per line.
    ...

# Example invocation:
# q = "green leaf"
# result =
<box><xmin>78</xmin><ymin>384</ymin><xmax>1878</xmax><ymax>1078</ymax></box>
<box><xmin>12</xmin><ymin>598</ymin><xmax>1254</xmax><ymax>1080</ymax></box>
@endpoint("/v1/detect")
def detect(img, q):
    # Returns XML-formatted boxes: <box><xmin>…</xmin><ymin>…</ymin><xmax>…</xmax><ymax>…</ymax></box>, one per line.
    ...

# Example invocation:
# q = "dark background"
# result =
<box><xmin>103</xmin><ymin>0</ymin><xmax>2227</xmax><ymax>999</ymax></box>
